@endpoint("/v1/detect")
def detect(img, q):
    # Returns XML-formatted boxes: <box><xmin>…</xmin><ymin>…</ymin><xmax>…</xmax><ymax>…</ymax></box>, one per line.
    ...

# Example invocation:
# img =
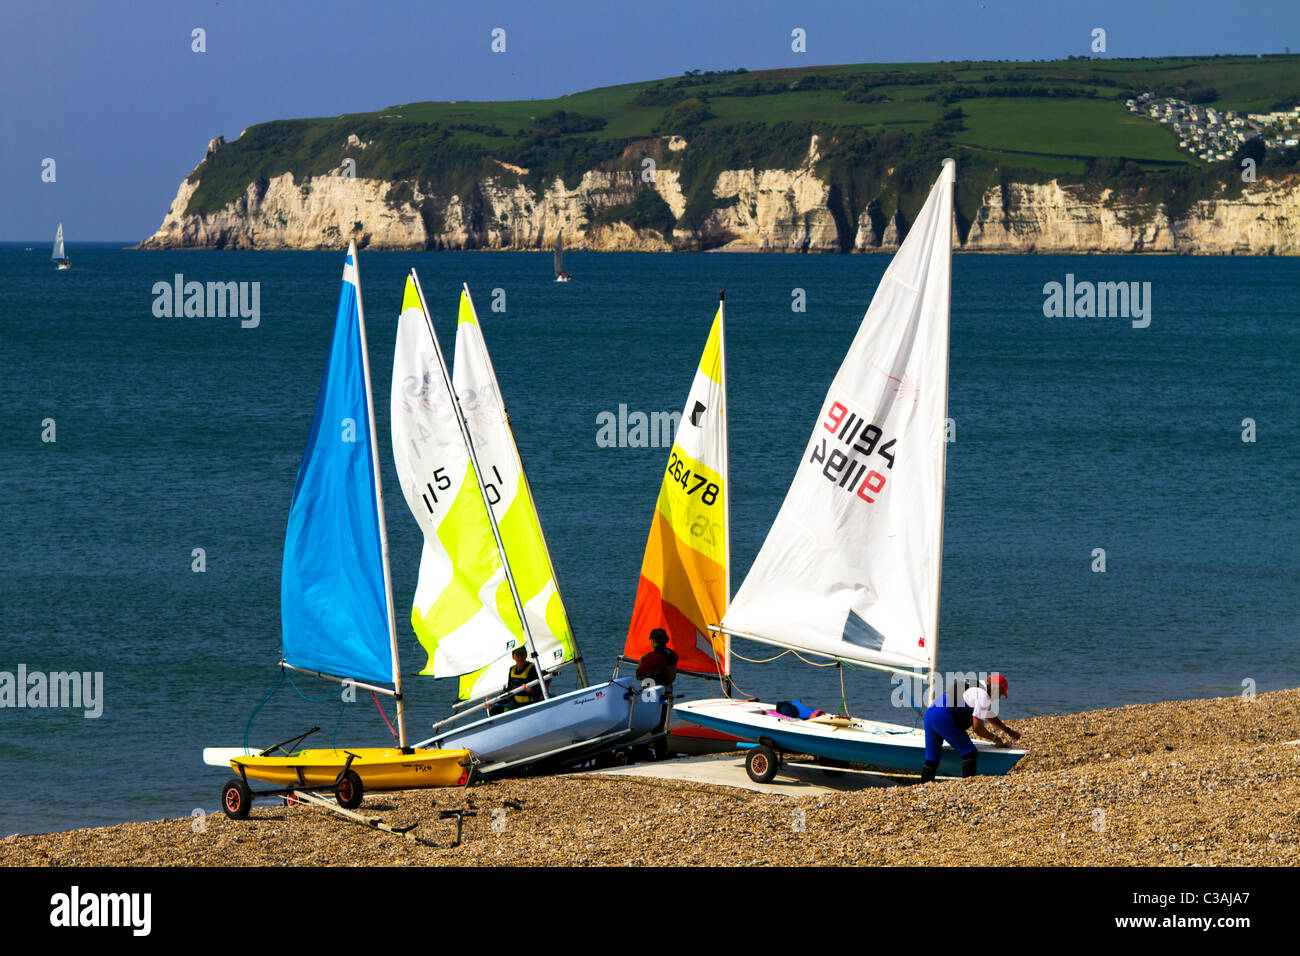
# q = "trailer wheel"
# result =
<box><xmin>746</xmin><ymin>745</ymin><xmax>780</xmax><ymax>783</ymax></box>
<box><xmin>336</xmin><ymin>769</ymin><xmax>364</xmax><ymax>809</ymax></box>
<box><xmin>221</xmin><ymin>778</ymin><xmax>252</xmax><ymax>820</ymax></box>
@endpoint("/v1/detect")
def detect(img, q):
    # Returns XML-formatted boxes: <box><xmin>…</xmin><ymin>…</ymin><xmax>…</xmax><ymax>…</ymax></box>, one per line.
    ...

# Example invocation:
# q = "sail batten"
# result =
<box><xmin>722</xmin><ymin>161</ymin><xmax>955</xmax><ymax>673</ymax></box>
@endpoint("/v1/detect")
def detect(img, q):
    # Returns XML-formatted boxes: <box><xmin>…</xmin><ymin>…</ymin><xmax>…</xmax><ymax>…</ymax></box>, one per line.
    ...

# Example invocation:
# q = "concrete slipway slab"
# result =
<box><xmin>569</xmin><ymin>753</ymin><xmax>904</xmax><ymax>796</ymax></box>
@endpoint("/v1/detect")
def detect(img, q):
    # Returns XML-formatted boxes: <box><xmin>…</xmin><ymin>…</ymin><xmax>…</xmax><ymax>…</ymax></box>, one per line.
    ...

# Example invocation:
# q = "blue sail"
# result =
<box><xmin>280</xmin><ymin>250</ymin><xmax>394</xmax><ymax>686</ymax></box>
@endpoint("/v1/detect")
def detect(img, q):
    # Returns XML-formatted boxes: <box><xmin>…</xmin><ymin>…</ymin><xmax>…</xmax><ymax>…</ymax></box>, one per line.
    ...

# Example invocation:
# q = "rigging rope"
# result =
<box><xmin>284</xmin><ymin>669</ymin><xmax>340</xmax><ymax>703</ymax></box>
<box><xmin>243</xmin><ymin>670</ymin><xmax>286</xmax><ymax>753</ymax></box>
<box><xmin>718</xmin><ymin>670</ymin><xmax>759</xmax><ymax>702</ymax></box>
<box><xmin>373</xmin><ymin>691</ymin><xmax>399</xmax><ymax>745</ymax></box>
<box><xmin>728</xmin><ymin>647</ymin><xmax>790</xmax><ymax>665</ymax></box>
<box><xmin>243</xmin><ymin>669</ymin><xmax>359</xmax><ymax>753</ymax></box>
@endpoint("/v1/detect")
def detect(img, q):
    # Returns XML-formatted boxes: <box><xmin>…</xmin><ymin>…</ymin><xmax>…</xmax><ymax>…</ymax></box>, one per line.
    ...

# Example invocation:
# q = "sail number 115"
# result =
<box><xmin>809</xmin><ymin>401</ymin><xmax>895</xmax><ymax>503</ymax></box>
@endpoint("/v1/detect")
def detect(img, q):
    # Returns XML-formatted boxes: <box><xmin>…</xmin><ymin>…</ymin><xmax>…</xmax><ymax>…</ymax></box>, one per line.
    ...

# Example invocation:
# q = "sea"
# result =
<box><xmin>1</xmin><ymin>244</ymin><xmax>1297</xmax><ymax>836</ymax></box>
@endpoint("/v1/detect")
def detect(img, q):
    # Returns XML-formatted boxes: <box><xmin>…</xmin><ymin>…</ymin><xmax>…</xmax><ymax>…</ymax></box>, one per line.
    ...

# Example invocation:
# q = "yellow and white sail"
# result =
<box><xmin>390</xmin><ymin>275</ymin><xmax>526</xmax><ymax>679</ymax></box>
<box><xmin>451</xmin><ymin>287</ymin><xmax>579</xmax><ymax>701</ymax></box>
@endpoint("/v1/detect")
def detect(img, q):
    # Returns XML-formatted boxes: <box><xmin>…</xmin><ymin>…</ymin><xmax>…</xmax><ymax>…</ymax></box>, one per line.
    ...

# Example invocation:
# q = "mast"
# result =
<box><xmin>927</xmin><ymin>158</ymin><xmax>955</xmax><ymax>707</ymax></box>
<box><xmin>409</xmin><ymin>272</ymin><xmax>549</xmax><ymax>699</ymax></box>
<box><xmin>350</xmin><ymin>244</ymin><xmax>408</xmax><ymax>749</ymax></box>
<box><xmin>461</xmin><ymin>282</ymin><xmax>587</xmax><ymax>688</ymax></box>
<box><xmin>718</xmin><ymin>290</ymin><xmax>733</xmax><ymax>691</ymax></box>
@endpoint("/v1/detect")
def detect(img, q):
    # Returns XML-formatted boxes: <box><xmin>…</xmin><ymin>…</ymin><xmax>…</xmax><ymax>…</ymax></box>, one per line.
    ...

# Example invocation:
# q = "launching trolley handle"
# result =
<box><xmin>258</xmin><ymin>726</ymin><xmax>322</xmax><ymax>757</ymax></box>
<box><xmin>439</xmin><ymin>809</ymin><xmax>477</xmax><ymax>847</ymax></box>
<box><xmin>332</xmin><ymin>751</ymin><xmax>359</xmax><ymax>788</ymax></box>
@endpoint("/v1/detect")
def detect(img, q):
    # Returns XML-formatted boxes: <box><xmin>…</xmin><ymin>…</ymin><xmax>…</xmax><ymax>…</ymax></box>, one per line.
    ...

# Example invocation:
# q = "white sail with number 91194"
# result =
<box><xmin>721</xmin><ymin>159</ymin><xmax>954</xmax><ymax>674</ymax></box>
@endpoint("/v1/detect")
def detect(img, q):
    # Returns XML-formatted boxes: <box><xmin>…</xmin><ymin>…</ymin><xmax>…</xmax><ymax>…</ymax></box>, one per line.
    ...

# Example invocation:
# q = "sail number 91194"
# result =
<box><xmin>809</xmin><ymin>401</ymin><xmax>896</xmax><ymax>503</ymax></box>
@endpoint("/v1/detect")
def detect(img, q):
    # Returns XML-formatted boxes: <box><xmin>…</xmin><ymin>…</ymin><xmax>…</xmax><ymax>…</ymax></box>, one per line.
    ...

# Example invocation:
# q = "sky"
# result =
<box><xmin>2</xmin><ymin>0</ymin><xmax>1297</xmax><ymax>241</ymax></box>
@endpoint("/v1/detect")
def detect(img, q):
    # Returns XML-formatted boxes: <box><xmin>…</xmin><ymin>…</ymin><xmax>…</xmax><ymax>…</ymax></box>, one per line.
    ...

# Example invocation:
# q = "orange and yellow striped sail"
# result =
<box><xmin>625</xmin><ymin>300</ymin><xmax>729</xmax><ymax>677</ymax></box>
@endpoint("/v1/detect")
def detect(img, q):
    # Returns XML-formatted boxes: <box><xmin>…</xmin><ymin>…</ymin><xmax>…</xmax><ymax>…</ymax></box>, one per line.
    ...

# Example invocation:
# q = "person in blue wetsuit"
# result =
<box><xmin>920</xmin><ymin>674</ymin><xmax>1020</xmax><ymax>783</ymax></box>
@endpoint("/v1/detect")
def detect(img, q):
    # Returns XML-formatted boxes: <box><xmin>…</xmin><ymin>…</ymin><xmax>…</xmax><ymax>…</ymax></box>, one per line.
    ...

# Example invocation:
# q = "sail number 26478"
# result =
<box><xmin>809</xmin><ymin>401</ymin><xmax>895</xmax><ymax>503</ymax></box>
<box><xmin>666</xmin><ymin>451</ymin><xmax>720</xmax><ymax>505</ymax></box>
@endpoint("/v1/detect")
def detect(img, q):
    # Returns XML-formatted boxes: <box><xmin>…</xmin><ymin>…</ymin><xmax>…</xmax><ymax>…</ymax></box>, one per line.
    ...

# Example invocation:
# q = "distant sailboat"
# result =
<box><xmin>52</xmin><ymin>222</ymin><xmax>70</xmax><ymax>270</ymax></box>
<box><xmin>554</xmin><ymin>230</ymin><xmax>571</xmax><ymax>282</ymax></box>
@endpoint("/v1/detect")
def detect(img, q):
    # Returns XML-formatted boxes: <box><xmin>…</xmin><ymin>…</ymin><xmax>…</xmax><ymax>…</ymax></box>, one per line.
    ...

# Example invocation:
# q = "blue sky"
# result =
<box><xmin>2</xmin><ymin>0</ymin><xmax>1297</xmax><ymax>240</ymax></box>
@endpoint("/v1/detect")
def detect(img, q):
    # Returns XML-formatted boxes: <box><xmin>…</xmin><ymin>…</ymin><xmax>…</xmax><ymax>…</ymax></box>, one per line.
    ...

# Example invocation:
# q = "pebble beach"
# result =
<box><xmin>5</xmin><ymin>689</ymin><xmax>1298</xmax><ymax>867</ymax></box>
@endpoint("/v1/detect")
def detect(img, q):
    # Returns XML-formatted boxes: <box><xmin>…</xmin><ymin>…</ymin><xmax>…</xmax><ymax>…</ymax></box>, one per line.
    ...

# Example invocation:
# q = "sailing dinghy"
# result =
<box><xmin>554</xmin><ymin>230</ymin><xmax>571</xmax><ymax>281</ymax></box>
<box><xmin>619</xmin><ymin>293</ymin><xmax>745</xmax><ymax>755</ymax></box>
<box><xmin>53</xmin><ymin>222</ymin><xmax>70</xmax><ymax>269</ymax></box>
<box><xmin>395</xmin><ymin>280</ymin><xmax>665</xmax><ymax>775</ymax></box>
<box><xmin>208</xmin><ymin>244</ymin><xmax>472</xmax><ymax>820</ymax></box>
<box><xmin>673</xmin><ymin>161</ymin><xmax>1026</xmax><ymax>781</ymax></box>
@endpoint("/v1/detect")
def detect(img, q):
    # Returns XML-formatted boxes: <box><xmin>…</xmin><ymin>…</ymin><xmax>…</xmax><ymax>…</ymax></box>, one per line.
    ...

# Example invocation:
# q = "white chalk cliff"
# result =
<box><xmin>139</xmin><ymin>135</ymin><xmax>1299</xmax><ymax>254</ymax></box>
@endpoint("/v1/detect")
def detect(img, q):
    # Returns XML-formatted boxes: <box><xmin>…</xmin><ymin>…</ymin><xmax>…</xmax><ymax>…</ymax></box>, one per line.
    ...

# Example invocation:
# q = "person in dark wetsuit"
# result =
<box><xmin>920</xmin><ymin>673</ymin><xmax>1020</xmax><ymax>782</ymax></box>
<box><xmin>636</xmin><ymin>628</ymin><xmax>678</xmax><ymax>758</ymax></box>
<box><xmin>636</xmin><ymin>628</ymin><xmax>678</xmax><ymax>694</ymax></box>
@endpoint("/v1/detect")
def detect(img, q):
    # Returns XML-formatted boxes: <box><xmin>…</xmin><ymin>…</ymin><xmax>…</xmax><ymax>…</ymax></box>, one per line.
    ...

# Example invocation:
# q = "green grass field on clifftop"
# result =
<box><xmin>181</xmin><ymin>54</ymin><xmax>1300</xmax><ymax>242</ymax></box>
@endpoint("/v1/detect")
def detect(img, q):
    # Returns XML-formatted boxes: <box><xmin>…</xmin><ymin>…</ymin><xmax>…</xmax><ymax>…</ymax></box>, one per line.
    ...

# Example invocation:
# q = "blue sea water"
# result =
<box><xmin>1</xmin><ymin>243</ymin><xmax>1297</xmax><ymax>836</ymax></box>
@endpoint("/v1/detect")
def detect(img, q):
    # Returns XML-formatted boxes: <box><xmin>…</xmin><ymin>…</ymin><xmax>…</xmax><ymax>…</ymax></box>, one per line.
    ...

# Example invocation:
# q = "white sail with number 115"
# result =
<box><xmin>390</xmin><ymin>275</ymin><xmax>526</xmax><ymax>680</ymax></box>
<box><xmin>721</xmin><ymin>159</ymin><xmax>954</xmax><ymax>675</ymax></box>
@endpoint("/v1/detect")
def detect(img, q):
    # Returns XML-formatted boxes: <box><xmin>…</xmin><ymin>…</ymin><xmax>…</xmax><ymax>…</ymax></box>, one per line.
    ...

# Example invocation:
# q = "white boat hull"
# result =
<box><xmin>674</xmin><ymin>698</ymin><xmax>1026</xmax><ymax>776</ymax></box>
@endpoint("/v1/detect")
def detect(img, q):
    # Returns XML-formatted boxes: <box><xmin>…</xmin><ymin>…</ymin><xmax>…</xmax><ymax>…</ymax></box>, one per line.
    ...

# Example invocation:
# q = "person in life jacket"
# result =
<box><xmin>503</xmin><ymin>646</ymin><xmax>544</xmax><ymax>710</ymax></box>
<box><xmin>636</xmin><ymin>628</ymin><xmax>678</xmax><ymax>693</ymax></box>
<box><xmin>920</xmin><ymin>673</ymin><xmax>1020</xmax><ymax>783</ymax></box>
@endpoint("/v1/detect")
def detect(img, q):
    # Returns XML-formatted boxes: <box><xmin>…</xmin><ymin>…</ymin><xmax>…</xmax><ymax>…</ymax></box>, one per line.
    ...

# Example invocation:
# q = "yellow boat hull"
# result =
<box><xmin>231</xmin><ymin>747</ymin><xmax>474</xmax><ymax>790</ymax></box>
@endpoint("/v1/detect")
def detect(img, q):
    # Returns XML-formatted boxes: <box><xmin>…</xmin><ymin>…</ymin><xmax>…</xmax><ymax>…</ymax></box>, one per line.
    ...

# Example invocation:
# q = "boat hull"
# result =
<box><xmin>230</xmin><ymin>747</ymin><xmax>474</xmax><ymax>790</ymax></box>
<box><xmin>425</xmin><ymin>677</ymin><xmax>666</xmax><ymax>772</ymax></box>
<box><xmin>666</xmin><ymin>720</ymin><xmax>747</xmax><ymax>756</ymax></box>
<box><xmin>673</xmin><ymin>699</ymin><xmax>1026</xmax><ymax>777</ymax></box>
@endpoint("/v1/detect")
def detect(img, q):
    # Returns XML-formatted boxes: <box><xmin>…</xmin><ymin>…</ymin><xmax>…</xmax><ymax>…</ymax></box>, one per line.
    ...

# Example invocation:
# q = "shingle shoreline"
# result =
<box><xmin>4</xmin><ymin>689</ymin><xmax>1297</xmax><ymax>866</ymax></box>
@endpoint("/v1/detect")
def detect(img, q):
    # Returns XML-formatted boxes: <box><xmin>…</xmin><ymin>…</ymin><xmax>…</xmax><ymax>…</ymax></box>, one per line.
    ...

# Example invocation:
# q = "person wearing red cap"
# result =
<box><xmin>920</xmin><ymin>673</ymin><xmax>1020</xmax><ymax>783</ymax></box>
<box><xmin>966</xmin><ymin>673</ymin><xmax>1020</xmax><ymax>751</ymax></box>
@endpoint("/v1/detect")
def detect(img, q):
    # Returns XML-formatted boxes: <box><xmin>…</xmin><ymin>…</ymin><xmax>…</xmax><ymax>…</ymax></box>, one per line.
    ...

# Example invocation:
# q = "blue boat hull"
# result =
<box><xmin>425</xmin><ymin>677</ymin><xmax>666</xmax><ymax>772</ymax></box>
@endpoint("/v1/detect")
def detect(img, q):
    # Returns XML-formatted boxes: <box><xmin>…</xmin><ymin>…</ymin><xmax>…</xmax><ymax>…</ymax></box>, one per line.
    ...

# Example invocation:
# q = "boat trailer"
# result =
<box><xmin>742</xmin><ymin>735</ymin><xmax>904</xmax><ymax>784</ymax></box>
<box><xmin>219</xmin><ymin>726</ymin><xmax>479</xmax><ymax>820</ymax></box>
